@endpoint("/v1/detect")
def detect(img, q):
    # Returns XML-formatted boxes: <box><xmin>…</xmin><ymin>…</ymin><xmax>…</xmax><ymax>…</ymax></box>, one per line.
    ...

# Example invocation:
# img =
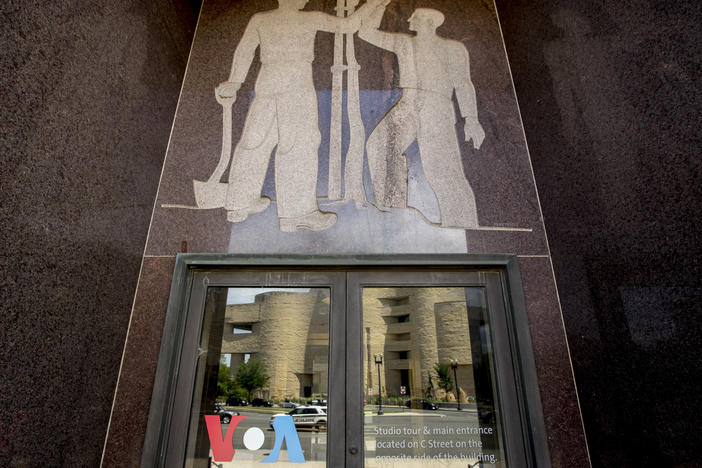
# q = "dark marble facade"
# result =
<box><xmin>0</xmin><ymin>0</ymin><xmax>198</xmax><ymax>466</ymax></box>
<box><xmin>496</xmin><ymin>1</ymin><xmax>702</xmax><ymax>466</ymax></box>
<box><xmin>102</xmin><ymin>257</ymin><xmax>176</xmax><ymax>468</ymax></box>
<box><xmin>2</xmin><ymin>0</ymin><xmax>699</xmax><ymax>467</ymax></box>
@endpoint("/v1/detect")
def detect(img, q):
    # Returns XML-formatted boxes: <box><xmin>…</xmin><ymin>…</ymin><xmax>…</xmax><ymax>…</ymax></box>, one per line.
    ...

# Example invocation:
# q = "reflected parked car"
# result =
<box><xmin>309</xmin><ymin>399</ymin><xmax>327</xmax><ymax>407</ymax></box>
<box><xmin>270</xmin><ymin>406</ymin><xmax>327</xmax><ymax>430</ymax></box>
<box><xmin>251</xmin><ymin>398</ymin><xmax>273</xmax><ymax>407</ymax></box>
<box><xmin>278</xmin><ymin>401</ymin><xmax>299</xmax><ymax>408</ymax></box>
<box><xmin>405</xmin><ymin>399</ymin><xmax>438</xmax><ymax>410</ymax></box>
<box><xmin>226</xmin><ymin>396</ymin><xmax>248</xmax><ymax>406</ymax></box>
<box><xmin>213</xmin><ymin>404</ymin><xmax>239</xmax><ymax>424</ymax></box>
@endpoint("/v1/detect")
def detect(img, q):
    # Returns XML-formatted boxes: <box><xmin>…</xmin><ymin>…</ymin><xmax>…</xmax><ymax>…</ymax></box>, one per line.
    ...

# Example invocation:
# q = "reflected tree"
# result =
<box><xmin>217</xmin><ymin>364</ymin><xmax>247</xmax><ymax>400</ymax></box>
<box><xmin>434</xmin><ymin>362</ymin><xmax>454</xmax><ymax>397</ymax></box>
<box><xmin>234</xmin><ymin>359</ymin><xmax>270</xmax><ymax>401</ymax></box>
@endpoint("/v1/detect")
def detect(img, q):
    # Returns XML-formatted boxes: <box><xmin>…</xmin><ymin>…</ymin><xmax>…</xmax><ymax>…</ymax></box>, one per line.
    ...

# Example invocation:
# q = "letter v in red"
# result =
<box><xmin>204</xmin><ymin>414</ymin><xmax>248</xmax><ymax>462</ymax></box>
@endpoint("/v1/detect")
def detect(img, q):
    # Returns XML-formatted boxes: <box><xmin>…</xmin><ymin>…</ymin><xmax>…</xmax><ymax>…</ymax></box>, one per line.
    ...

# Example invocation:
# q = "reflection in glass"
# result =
<box><xmin>184</xmin><ymin>287</ymin><xmax>329</xmax><ymax>467</ymax></box>
<box><xmin>362</xmin><ymin>287</ymin><xmax>506</xmax><ymax>467</ymax></box>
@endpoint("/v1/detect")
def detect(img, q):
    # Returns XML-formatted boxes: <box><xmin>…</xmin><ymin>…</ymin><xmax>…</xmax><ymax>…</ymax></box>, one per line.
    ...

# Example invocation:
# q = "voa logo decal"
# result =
<box><xmin>205</xmin><ymin>415</ymin><xmax>306</xmax><ymax>463</ymax></box>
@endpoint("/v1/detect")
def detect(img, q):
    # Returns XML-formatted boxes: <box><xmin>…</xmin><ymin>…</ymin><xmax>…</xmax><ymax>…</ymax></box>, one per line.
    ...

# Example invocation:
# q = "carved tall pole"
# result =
<box><xmin>328</xmin><ymin>0</ymin><xmax>346</xmax><ymax>200</ymax></box>
<box><xmin>329</xmin><ymin>0</ymin><xmax>365</xmax><ymax>204</ymax></box>
<box><xmin>343</xmin><ymin>0</ymin><xmax>366</xmax><ymax>207</ymax></box>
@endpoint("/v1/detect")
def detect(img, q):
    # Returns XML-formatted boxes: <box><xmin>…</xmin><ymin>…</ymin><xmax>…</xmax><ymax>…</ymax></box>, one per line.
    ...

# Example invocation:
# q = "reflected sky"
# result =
<box><xmin>227</xmin><ymin>287</ymin><xmax>311</xmax><ymax>305</ymax></box>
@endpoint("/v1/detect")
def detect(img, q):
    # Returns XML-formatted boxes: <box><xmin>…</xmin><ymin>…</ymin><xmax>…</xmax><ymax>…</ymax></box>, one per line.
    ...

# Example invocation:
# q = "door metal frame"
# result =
<box><xmin>141</xmin><ymin>254</ymin><xmax>550</xmax><ymax>467</ymax></box>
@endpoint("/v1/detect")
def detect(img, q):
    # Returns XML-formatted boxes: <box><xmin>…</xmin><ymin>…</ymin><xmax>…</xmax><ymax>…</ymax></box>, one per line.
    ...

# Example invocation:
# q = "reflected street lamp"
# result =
<box><xmin>450</xmin><ymin>359</ymin><xmax>462</xmax><ymax>411</ymax></box>
<box><xmin>374</xmin><ymin>353</ymin><xmax>384</xmax><ymax>415</ymax></box>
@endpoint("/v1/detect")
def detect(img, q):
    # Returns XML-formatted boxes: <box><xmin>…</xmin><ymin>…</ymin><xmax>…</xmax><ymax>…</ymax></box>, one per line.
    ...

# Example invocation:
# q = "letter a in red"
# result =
<box><xmin>204</xmin><ymin>414</ymin><xmax>247</xmax><ymax>462</ymax></box>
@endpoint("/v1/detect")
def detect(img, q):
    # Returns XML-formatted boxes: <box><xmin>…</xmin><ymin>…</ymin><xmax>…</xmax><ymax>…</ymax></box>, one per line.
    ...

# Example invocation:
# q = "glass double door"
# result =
<box><xmin>169</xmin><ymin>269</ymin><xmax>526</xmax><ymax>467</ymax></box>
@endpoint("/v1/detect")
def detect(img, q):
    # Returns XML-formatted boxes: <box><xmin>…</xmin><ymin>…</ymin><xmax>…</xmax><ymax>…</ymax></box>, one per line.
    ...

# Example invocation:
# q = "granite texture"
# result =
<box><xmin>104</xmin><ymin>1</ymin><xmax>588</xmax><ymax>466</ymax></box>
<box><xmin>2</xmin><ymin>0</ymin><xmax>697</xmax><ymax>465</ymax></box>
<box><xmin>1</xmin><ymin>0</ymin><xmax>642</xmax><ymax>466</ymax></box>
<box><xmin>496</xmin><ymin>0</ymin><xmax>702</xmax><ymax>466</ymax></box>
<box><xmin>0</xmin><ymin>0</ymin><xmax>198</xmax><ymax>466</ymax></box>
<box><xmin>102</xmin><ymin>256</ymin><xmax>176</xmax><ymax>468</ymax></box>
<box><xmin>518</xmin><ymin>257</ymin><xmax>589</xmax><ymax>468</ymax></box>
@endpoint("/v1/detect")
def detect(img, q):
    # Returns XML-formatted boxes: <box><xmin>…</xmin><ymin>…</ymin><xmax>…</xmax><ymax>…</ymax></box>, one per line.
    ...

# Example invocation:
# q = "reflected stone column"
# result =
<box><xmin>305</xmin><ymin>293</ymin><xmax>330</xmax><ymax>396</ymax></box>
<box><xmin>229</xmin><ymin>353</ymin><xmax>244</xmax><ymax>379</ymax></box>
<box><xmin>361</xmin><ymin>289</ymin><xmax>392</xmax><ymax>395</ymax></box>
<box><xmin>256</xmin><ymin>291</ymin><xmax>319</xmax><ymax>399</ymax></box>
<box><xmin>409</xmin><ymin>288</ymin><xmax>442</xmax><ymax>397</ymax></box>
<box><xmin>435</xmin><ymin>300</ymin><xmax>474</xmax><ymax>402</ymax></box>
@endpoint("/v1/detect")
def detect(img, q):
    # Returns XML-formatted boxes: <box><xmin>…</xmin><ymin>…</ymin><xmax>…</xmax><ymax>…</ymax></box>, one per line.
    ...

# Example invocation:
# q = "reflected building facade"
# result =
<box><xmin>223</xmin><ymin>291</ymin><xmax>330</xmax><ymax>399</ymax></box>
<box><xmin>362</xmin><ymin>288</ymin><xmax>476</xmax><ymax>402</ymax></box>
<box><xmin>223</xmin><ymin>288</ymin><xmax>479</xmax><ymax>403</ymax></box>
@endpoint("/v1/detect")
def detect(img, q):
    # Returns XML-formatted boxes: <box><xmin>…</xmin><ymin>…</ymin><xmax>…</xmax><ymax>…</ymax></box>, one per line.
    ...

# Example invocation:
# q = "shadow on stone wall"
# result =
<box><xmin>0</xmin><ymin>0</ymin><xmax>200</xmax><ymax>464</ymax></box>
<box><xmin>496</xmin><ymin>0</ymin><xmax>702</xmax><ymax>466</ymax></box>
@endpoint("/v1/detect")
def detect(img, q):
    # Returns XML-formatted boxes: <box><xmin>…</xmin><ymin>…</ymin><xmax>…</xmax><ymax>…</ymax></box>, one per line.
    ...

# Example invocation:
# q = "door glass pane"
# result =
<box><xmin>184</xmin><ymin>287</ymin><xmax>330</xmax><ymax>467</ymax></box>
<box><xmin>362</xmin><ymin>287</ymin><xmax>506</xmax><ymax>467</ymax></box>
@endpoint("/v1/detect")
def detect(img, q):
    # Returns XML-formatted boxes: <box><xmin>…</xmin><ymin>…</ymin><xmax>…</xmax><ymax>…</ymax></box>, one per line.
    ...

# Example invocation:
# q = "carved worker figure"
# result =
<box><xmin>214</xmin><ymin>0</ymin><xmax>383</xmax><ymax>232</ymax></box>
<box><xmin>360</xmin><ymin>6</ymin><xmax>486</xmax><ymax>228</ymax></box>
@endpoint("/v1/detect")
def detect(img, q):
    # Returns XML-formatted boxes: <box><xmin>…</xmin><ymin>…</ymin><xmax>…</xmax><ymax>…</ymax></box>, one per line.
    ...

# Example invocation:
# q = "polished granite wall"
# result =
<box><xmin>0</xmin><ymin>0</ymin><xmax>199</xmax><ymax>465</ymax></box>
<box><xmin>3</xmin><ymin>0</ymin><xmax>699</xmax><ymax>467</ymax></box>
<box><xmin>496</xmin><ymin>1</ymin><xmax>702</xmax><ymax>466</ymax></box>
<box><xmin>102</xmin><ymin>0</ymin><xmax>588</xmax><ymax>466</ymax></box>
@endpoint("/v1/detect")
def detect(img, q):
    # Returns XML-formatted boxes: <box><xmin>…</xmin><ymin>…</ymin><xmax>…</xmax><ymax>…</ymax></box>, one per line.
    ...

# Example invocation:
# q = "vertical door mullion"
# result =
<box><xmin>327</xmin><ymin>271</ymin><xmax>347</xmax><ymax>467</ymax></box>
<box><xmin>345</xmin><ymin>272</ymin><xmax>363</xmax><ymax>468</ymax></box>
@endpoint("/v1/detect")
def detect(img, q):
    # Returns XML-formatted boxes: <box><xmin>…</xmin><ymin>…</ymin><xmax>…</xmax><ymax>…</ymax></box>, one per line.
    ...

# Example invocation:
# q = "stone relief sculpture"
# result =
<box><xmin>194</xmin><ymin>0</ymin><xmax>384</xmax><ymax>232</ymax></box>
<box><xmin>360</xmin><ymin>5</ymin><xmax>485</xmax><ymax>228</ymax></box>
<box><xmin>192</xmin><ymin>1</ymin><xmax>489</xmax><ymax>232</ymax></box>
